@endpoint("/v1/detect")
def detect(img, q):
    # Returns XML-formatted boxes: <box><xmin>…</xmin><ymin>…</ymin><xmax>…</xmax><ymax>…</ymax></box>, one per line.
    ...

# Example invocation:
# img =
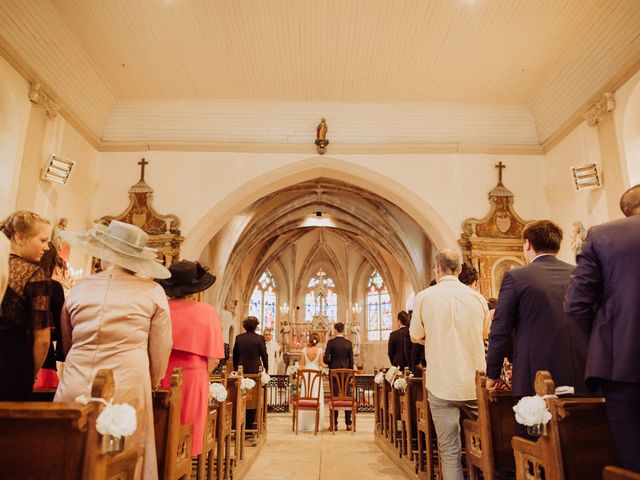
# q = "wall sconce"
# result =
<box><xmin>41</xmin><ymin>154</ymin><xmax>75</xmax><ymax>184</ymax></box>
<box><xmin>571</xmin><ymin>163</ymin><xmax>601</xmax><ymax>191</ymax></box>
<box><xmin>351</xmin><ymin>302</ymin><xmax>362</xmax><ymax>314</ymax></box>
<box><xmin>279</xmin><ymin>303</ymin><xmax>290</xmax><ymax>314</ymax></box>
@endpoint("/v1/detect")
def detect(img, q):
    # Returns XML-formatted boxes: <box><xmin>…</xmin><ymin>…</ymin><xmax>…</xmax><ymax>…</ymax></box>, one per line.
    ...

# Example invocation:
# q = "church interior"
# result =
<box><xmin>1</xmin><ymin>1</ymin><xmax>640</xmax><ymax>479</ymax></box>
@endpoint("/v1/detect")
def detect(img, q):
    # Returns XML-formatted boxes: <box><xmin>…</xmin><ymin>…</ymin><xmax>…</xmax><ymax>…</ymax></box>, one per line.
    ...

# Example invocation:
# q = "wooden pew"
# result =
<box><xmin>226</xmin><ymin>367</ymin><xmax>247</xmax><ymax>467</ymax></box>
<box><xmin>415</xmin><ymin>368</ymin><xmax>440</xmax><ymax>480</ymax></box>
<box><xmin>196</xmin><ymin>399</ymin><xmax>218</xmax><ymax>480</ymax></box>
<box><xmin>512</xmin><ymin>371</ymin><xmax>618</xmax><ymax>480</ymax></box>
<box><xmin>243</xmin><ymin>367</ymin><xmax>265</xmax><ymax>439</ymax></box>
<box><xmin>463</xmin><ymin>371</ymin><xmax>515</xmax><ymax>480</ymax></box>
<box><xmin>153</xmin><ymin>368</ymin><xmax>193</xmax><ymax>480</ymax></box>
<box><xmin>388</xmin><ymin>372</ymin><xmax>402</xmax><ymax>450</ymax></box>
<box><xmin>604</xmin><ymin>466</ymin><xmax>640</xmax><ymax>480</ymax></box>
<box><xmin>0</xmin><ymin>369</ymin><xmax>137</xmax><ymax>480</ymax></box>
<box><xmin>212</xmin><ymin>369</ymin><xmax>233</xmax><ymax>480</ymax></box>
<box><xmin>399</xmin><ymin>368</ymin><xmax>423</xmax><ymax>465</ymax></box>
<box><xmin>375</xmin><ymin>368</ymin><xmax>390</xmax><ymax>439</ymax></box>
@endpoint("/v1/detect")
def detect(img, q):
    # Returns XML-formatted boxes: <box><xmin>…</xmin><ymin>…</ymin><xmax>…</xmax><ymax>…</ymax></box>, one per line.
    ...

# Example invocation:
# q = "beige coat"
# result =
<box><xmin>55</xmin><ymin>267</ymin><xmax>172</xmax><ymax>480</ymax></box>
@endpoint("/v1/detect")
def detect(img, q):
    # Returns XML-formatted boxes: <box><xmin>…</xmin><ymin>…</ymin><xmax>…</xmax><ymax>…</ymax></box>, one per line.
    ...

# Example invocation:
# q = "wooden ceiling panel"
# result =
<box><xmin>0</xmin><ymin>0</ymin><xmax>638</xmax><ymax>144</ymax></box>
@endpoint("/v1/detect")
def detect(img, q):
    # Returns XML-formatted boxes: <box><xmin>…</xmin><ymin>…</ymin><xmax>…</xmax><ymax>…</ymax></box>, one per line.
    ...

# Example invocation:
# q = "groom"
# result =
<box><xmin>323</xmin><ymin>322</ymin><xmax>354</xmax><ymax>430</ymax></box>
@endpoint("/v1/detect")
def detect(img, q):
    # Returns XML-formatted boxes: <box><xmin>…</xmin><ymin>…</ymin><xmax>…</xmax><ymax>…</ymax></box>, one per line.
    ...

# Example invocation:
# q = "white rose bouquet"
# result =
<box><xmin>261</xmin><ymin>371</ymin><xmax>271</xmax><ymax>385</ymax></box>
<box><xmin>95</xmin><ymin>403</ymin><xmax>137</xmax><ymax>438</ymax></box>
<box><xmin>393</xmin><ymin>377</ymin><xmax>408</xmax><ymax>392</ymax></box>
<box><xmin>240</xmin><ymin>377</ymin><xmax>256</xmax><ymax>395</ymax></box>
<box><xmin>513</xmin><ymin>395</ymin><xmax>552</xmax><ymax>427</ymax></box>
<box><xmin>209</xmin><ymin>382</ymin><xmax>228</xmax><ymax>403</ymax></box>
<box><xmin>374</xmin><ymin>372</ymin><xmax>384</xmax><ymax>385</ymax></box>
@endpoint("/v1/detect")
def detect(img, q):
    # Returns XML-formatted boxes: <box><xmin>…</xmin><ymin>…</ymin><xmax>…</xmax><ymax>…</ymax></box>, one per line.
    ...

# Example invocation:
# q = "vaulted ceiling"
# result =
<box><xmin>214</xmin><ymin>178</ymin><xmax>432</xmax><ymax>307</ymax></box>
<box><xmin>1</xmin><ymin>0</ymin><xmax>639</xmax><ymax>147</ymax></box>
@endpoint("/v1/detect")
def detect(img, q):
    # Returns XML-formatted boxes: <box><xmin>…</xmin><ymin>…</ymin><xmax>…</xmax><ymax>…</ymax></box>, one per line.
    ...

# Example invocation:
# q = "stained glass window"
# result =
<box><xmin>366</xmin><ymin>270</ymin><xmax>392</xmax><ymax>341</ymax></box>
<box><xmin>304</xmin><ymin>268</ymin><xmax>338</xmax><ymax>322</ymax></box>
<box><xmin>248</xmin><ymin>270</ymin><xmax>277</xmax><ymax>332</ymax></box>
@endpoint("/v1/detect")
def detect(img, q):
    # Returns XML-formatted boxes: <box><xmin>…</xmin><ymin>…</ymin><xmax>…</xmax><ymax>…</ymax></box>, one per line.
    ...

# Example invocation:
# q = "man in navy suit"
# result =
<box><xmin>486</xmin><ymin>220</ymin><xmax>588</xmax><ymax>435</ymax></box>
<box><xmin>565</xmin><ymin>185</ymin><xmax>640</xmax><ymax>472</ymax></box>
<box><xmin>324</xmin><ymin>322</ymin><xmax>354</xmax><ymax>430</ymax></box>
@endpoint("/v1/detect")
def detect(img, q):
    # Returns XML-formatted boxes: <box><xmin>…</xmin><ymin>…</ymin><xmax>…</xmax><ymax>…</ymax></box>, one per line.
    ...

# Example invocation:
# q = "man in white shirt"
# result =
<box><xmin>263</xmin><ymin>328</ymin><xmax>282</xmax><ymax>375</ymax></box>
<box><xmin>410</xmin><ymin>249</ymin><xmax>487</xmax><ymax>480</ymax></box>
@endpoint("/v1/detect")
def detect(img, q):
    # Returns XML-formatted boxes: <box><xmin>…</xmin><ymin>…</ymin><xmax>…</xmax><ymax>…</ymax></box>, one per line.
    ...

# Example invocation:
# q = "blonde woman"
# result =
<box><xmin>0</xmin><ymin>211</ymin><xmax>52</xmax><ymax>401</ymax></box>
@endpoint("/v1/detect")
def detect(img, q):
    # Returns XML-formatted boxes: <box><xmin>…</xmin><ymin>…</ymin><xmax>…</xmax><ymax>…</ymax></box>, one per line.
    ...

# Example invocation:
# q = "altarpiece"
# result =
<box><xmin>458</xmin><ymin>163</ymin><xmax>529</xmax><ymax>298</ymax></box>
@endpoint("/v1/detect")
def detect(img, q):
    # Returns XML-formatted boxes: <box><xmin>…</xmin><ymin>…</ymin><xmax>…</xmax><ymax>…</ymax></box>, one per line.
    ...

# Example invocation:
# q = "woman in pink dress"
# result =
<box><xmin>54</xmin><ymin>221</ymin><xmax>172</xmax><ymax>480</ymax></box>
<box><xmin>158</xmin><ymin>260</ymin><xmax>224</xmax><ymax>456</ymax></box>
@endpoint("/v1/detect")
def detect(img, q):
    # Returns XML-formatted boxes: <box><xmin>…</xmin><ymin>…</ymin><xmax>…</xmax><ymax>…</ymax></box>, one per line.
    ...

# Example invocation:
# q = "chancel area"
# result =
<box><xmin>1</xmin><ymin>1</ymin><xmax>640</xmax><ymax>479</ymax></box>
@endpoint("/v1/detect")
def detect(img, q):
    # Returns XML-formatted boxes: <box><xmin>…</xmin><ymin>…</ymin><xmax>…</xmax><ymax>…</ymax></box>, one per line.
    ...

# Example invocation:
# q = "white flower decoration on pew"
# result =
<box><xmin>374</xmin><ymin>372</ymin><xmax>384</xmax><ymax>384</ymax></box>
<box><xmin>209</xmin><ymin>382</ymin><xmax>228</xmax><ymax>402</ymax></box>
<box><xmin>513</xmin><ymin>395</ymin><xmax>553</xmax><ymax>427</ymax></box>
<box><xmin>240</xmin><ymin>377</ymin><xmax>256</xmax><ymax>392</ymax></box>
<box><xmin>76</xmin><ymin>395</ymin><xmax>137</xmax><ymax>438</ymax></box>
<box><xmin>385</xmin><ymin>366</ymin><xmax>399</xmax><ymax>384</ymax></box>
<box><xmin>393</xmin><ymin>377</ymin><xmax>408</xmax><ymax>392</ymax></box>
<box><xmin>261</xmin><ymin>371</ymin><xmax>271</xmax><ymax>385</ymax></box>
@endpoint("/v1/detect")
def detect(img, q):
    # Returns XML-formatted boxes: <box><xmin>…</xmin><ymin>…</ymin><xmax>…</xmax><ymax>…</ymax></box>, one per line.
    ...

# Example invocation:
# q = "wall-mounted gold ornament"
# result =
<box><xmin>315</xmin><ymin>118</ymin><xmax>329</xmax><ymax>155</ymax></box>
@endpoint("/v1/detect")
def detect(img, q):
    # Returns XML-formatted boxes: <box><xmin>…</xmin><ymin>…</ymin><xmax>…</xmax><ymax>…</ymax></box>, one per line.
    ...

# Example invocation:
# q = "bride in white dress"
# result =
<box><xmin>298</xmin><ymin>333</ymin><xmax>326</xmax><ymax>432</ymax></box>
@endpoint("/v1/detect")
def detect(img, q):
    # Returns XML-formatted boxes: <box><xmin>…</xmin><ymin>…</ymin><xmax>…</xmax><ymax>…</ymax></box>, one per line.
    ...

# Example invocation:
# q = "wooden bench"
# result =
<box><xmin>604</xmin><ymin>466</ymin><xmax>640</xmax><ymax>480</ymax></box>
<box><xmin>243</xmin><ymin>367</ymin><xmax>265</xmax><ymax>439</ymax></box>
<box><xmin>463</xmin><ymin>371</ymin><xmax>515</xmax><ymax>480</ymax></box>
<box><xmin>415</xmin><ymin>368</ymin><xmax>440</xmax><ymax>480</ymax></box>
<box><xmin>195</xmin><ymin>399</ymin><xmax>218</xmax><ymax>480</ymax></box>
<box><xmin>211</xmin><ymin>368</ymin><xmax>233</xmax><ymax>480</ymax></box>
<box><xmin>512</xmin><ymin>370</ymin><xmax>618</xmax><ymax>480</ymax></box>
<box><xmin>388</xmin><ymin>372</ymin><xmax>402</xmax><ymax>450</ymax></box>
<box><xmin>399</xmin><ymin>369</ymin><xmax>423</xmax><ymax>464</ymax></box>
<box><xmin>0</xmin><ymin>369</ymin><xmax>136</xmax><ymax>480</ymax></box>
<box><xmin>226</xmin><ymin>367</ymin><xmax>247</xmax><ymax>467</ymax></box>
<box><xmin>153</xmin><ymin>368</ymin><xmax>193</xmax><ymax>480</ymax></box>
<box><xmin>375</xmin><ymin>368</ymin><xmax>390</xmax><ymax>439</ymax></box>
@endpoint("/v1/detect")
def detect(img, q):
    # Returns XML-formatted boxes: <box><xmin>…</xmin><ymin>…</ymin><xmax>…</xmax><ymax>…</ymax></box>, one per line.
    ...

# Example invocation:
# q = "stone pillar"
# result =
<box><xmin>583</xmin><ymin>92</ymin><xmax>626</xmax><ymax>220</ymax></box>
<box><xmin>14</xmin><ymin>83</ymin><xmax>58</xmax><ymax>210</ymax></box>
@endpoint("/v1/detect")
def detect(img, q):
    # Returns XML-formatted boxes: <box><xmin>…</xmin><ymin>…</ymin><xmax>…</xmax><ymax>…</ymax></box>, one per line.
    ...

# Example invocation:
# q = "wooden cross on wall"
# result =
<box><xmin>138</xmin><ymin>158</ymin><xmax>148</xmax><ymax>181</ymax></box>
<box><xmin>495</xmin><ymin>161</ymin><xmax>506</xmax><ymax>184</ymax></box>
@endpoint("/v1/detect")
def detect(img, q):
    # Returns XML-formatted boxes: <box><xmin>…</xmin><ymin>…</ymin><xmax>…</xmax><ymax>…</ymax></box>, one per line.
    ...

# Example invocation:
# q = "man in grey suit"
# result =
<box><xmin>324</xmin><ymin>322</ymin><xmax>354</xmax><ymax>430</ymax></box>
<box><xmin>486</xmin><ymin>220</ymin><xmax>588</xmax><ymax>435</ymax></box>
<box><xmin>565</xmin><ymin>185</ymin><xmax>640</xmax><ymax>472</ymax></box>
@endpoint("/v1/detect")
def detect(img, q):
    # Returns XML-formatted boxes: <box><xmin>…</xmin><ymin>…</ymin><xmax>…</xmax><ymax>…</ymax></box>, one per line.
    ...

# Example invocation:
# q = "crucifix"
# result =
<box><xmin>495</xmin><ymin>161</ymin><xmax>506</xmax><ymax>184</ymax></box>
<box><xmin>138</xmin><ymin>158</ymin><xmax>148</xmax><ymax>181</ymax></box>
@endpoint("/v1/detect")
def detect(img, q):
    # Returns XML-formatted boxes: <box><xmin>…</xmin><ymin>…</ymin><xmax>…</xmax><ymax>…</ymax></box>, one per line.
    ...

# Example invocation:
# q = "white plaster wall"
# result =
<box><xmin>544</xmin><ymin>122</ymin><xmax>610</xmax><ymax>263</ymax></box>
<box><xmin>93</xmin><ymin>152</ymin><xmax>550</xmax><ymax>260</ymax></box>
<box><xmin>614</xmin><ymin>68</ymin><xmax>640</xmax><ymax>187</ymax></box>
<box><xmin>0</xmin><ymin>56</ymin><xmax>31</xmax><ymax>216</ymax></box>
<box><xmin>30</xmin><ymin>117</ymin><xmax>99</xmax><ymax>271</ymax></box>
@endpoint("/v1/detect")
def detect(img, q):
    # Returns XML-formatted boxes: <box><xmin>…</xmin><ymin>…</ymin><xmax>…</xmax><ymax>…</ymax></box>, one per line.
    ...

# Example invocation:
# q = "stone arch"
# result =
<box><xmin>181</xmin><ymin>156</ymin><xmax>457</xmax><ymax>260</ymax></box>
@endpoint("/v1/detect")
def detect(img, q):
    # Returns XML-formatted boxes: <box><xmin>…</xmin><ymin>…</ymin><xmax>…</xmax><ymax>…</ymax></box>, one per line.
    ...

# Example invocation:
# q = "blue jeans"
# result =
<box><xmin>427</xmin><ymin>390</ymin><xmax>478</xmax><ymax>480</ymax></box>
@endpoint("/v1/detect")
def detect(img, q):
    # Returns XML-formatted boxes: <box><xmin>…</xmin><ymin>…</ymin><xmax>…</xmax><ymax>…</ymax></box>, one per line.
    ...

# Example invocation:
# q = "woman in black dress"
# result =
<box><xmin>33</xmin><ymin>243</ymin><xmax>66</xmax><ymax>389</ymax></box>
<box><xmin>0</xmin><ymin>211</ymin><xmax>53</xmax><ymax>400</ymax></box>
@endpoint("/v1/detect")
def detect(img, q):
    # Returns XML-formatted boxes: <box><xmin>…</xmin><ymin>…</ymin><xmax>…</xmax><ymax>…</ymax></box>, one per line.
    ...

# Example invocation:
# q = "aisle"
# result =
<box><xmin>243</xmin><ymin>414</ymin><xmax>407</xmax><ymax>480</ymax></box>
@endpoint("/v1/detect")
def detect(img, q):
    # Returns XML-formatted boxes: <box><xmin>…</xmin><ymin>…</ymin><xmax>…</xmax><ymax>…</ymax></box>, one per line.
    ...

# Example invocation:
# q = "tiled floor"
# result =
<box><xmin>243</xmin><ymin>413</ymin><xmax>407</xmax><ymax>480</ymax></box>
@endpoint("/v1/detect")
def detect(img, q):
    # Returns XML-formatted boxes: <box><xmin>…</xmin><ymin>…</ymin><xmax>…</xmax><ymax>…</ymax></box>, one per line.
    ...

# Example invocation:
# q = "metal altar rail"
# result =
<box><xmin>266</xmin><ymin>374</ymin><xmax>375</xmax><ymax>413</ymax></box>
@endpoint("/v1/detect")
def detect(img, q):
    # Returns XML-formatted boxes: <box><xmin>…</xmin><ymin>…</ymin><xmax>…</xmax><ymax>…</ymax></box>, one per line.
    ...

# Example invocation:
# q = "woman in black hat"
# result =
<box><xmin>157</xmin><ymin>260</ymin><xmax>224</xmax><ymax>457</ymax></box>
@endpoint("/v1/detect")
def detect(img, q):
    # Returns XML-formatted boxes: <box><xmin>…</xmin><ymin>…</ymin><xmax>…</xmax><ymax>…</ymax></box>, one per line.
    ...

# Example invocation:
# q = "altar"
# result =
<box><xmin>280</xmin><ymin>270</ymin><xmax>360</xmax><ymax>366</ymax></box>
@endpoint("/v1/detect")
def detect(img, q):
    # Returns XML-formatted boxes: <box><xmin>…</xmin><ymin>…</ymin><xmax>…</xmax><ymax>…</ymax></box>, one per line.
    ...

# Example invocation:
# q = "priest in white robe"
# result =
<box><xmin>263</xmin><ymin>328</ymin><xmax>282</xmax><ymax>375</ymax></box>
